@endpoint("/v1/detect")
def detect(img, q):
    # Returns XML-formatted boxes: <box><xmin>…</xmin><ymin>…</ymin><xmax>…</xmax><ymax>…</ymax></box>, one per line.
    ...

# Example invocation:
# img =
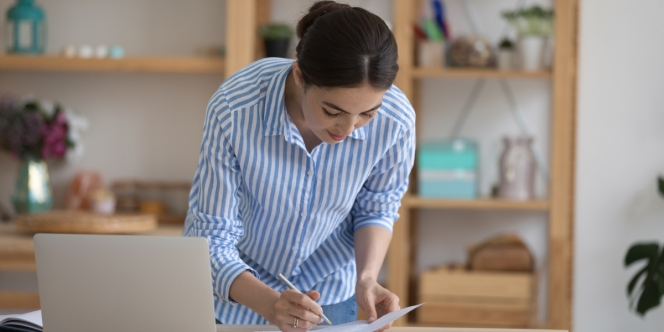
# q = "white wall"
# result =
<box><xmin>574</xmin><ymin>0</ymin><xmax>664</xmax><ymax>331</ymax></box>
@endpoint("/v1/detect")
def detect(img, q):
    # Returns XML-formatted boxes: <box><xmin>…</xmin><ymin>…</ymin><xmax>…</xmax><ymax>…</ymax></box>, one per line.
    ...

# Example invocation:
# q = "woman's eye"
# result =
<box><xmin>323</xmin><ymin>108</ymin><xmax>340</xmax><ymax>118</ymax></box>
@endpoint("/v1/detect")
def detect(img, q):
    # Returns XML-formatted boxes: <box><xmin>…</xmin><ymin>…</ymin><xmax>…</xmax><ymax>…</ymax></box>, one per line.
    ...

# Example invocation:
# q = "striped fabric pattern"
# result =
<box><xmin>183</xmin><ymin>58</ymin><xmax>415</xmax><ymax>324</ymax></box>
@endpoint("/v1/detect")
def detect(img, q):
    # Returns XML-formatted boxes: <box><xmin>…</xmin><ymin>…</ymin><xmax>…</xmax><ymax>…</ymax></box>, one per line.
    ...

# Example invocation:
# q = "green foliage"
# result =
<box><xmin>624</xmin><ymin>177</ymin><xmax>664</xmax><ymax>316</ymax></box>
<box><xmin>499</xmin><ymin>38</ymin><xmax>514</xmax><ymax>50</ymax></box>
<box><xmin>625</xmin><ymin>243</ymin><xmax>664</xmax><ymax>316</ymax></box>
<box><xmin>259</xmin><ymin>23</ymin><xmax>294</xmax><ymax>40</ymax></box>
<box><xmin>502</xmin><ymin>5</ymin><xmax>554</xmax><ymax>36</ymax></box>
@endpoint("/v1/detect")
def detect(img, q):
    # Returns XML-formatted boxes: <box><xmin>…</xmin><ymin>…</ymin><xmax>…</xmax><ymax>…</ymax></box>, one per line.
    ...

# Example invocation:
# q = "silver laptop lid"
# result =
<box><xmin>34</xmin><ymin>234</ymin><xmax>216</xmax><ymax>332</ymax></box>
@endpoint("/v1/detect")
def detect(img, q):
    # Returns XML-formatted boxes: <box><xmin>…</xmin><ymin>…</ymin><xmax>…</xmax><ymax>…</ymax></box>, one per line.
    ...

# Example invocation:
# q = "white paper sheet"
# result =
<box><xmin>254</xmin><ymin>304</ymin><xmax>423</xmax><ymax>332</ymax></box>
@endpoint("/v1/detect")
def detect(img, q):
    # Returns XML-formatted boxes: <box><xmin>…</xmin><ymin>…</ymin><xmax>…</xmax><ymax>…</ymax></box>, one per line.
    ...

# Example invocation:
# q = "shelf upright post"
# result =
<box><xmin>547</xmin><ymin>0</ymin><xmax>579</xmax><ymax>329</ymax></box>
<box><xmin>226</xmin><ymin>0</ymin><xmax>257</xmax><ymax>77</ymax></box>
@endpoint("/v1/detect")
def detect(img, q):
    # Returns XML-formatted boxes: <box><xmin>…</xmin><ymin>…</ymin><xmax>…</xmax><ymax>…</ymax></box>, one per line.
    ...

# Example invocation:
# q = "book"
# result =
<box><xmin>0</xmin><ymin>311</ymin><xmax>42</xmax><ymax>332</ymax></box>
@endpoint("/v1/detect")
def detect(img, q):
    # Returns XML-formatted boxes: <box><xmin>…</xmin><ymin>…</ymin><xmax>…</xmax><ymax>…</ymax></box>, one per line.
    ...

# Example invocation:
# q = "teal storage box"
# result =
<box><xmin>417</xmin><ymin>139</ymin><xmax>479</xmax><ymax>199</ymax></box>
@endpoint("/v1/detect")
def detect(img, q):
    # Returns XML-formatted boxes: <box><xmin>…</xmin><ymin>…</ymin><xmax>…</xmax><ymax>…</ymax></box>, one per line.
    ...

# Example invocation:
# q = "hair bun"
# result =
<box><xmin>296</xmin><ymin>1</ymin><xmax>351</xmax><ymax>39</ymax></box>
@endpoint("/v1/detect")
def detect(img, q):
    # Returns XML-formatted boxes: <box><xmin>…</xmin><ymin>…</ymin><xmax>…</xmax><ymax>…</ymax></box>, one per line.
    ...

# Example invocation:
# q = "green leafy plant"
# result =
<box><xmin>502</xmin><ymin>6</ymin><xmax>554</xmax><ymax>36</ymax></box>
<box><xmin>624</xmin><ymin>177</ymin><xmax>664</xmax><ymax>316</ymax></box>
<box><xmin>499</xmin><ymin>38</ymin><xmax>514</xmax><ymax>50</ymax></box>
<box><xmin>259</xmin><ymin>23</ymin><xmax>295</xmax><ymax>40</ymax></box>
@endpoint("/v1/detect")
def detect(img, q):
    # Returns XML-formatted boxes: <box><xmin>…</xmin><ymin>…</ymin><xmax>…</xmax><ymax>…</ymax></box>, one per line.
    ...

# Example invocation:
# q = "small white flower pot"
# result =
<box><xmin>497</xmin><ymin>49</ymin><xmax>514</xmax><ymax>70</ymax></box>
<box><xmin>417</xmin><ymin>40</ymin><xmax>445</xmax><ymax>68</ymax></box>
<box><xmin>518</xmin><ymin>36</ymin><xmax>546</xmax><ymax>72</ymax></box>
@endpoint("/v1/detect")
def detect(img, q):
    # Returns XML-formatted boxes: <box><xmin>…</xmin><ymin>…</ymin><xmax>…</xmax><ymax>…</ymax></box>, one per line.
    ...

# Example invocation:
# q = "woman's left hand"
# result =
<box><xmin>355</xmin><ymin>278</ymin><xmax>400</xmax><ymax>332</ymax></box>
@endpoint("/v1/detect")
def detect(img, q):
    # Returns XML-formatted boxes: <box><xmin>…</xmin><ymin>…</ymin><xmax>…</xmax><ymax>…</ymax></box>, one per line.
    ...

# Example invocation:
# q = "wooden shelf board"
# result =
<box><xmin>403</xmin><ymin>196</ymin><xmax>550</xmax><ymax>211</ymax></box>
<box><xmin>412</xmin><ymin>67</ymin><xmax>551</xmax><ymax>79</ymax></box>
<box><xmin>0</xmin><ymin>55</ymin><xmax>225</xmax><ymax>74</ymax></box>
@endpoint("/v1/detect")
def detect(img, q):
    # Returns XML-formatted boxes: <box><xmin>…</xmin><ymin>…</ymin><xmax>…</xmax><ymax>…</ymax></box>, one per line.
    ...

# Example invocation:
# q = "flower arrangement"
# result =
<box><xmin>0</xmin><ymin>94</ymin><xmax>87</xmax><ymax>161</ymax></box>
<box><xmin>502</xmin><ymin>6</ymin><xmax>554</xmax><ymax>36</ymax></box>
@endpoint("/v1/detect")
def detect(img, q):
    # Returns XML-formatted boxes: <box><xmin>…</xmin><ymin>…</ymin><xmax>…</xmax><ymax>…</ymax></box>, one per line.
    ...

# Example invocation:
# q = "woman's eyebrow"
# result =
<box><xmin>322</xmin><ymin>101</ymin><xmax>382</xmax><ymax>114</ymax></box>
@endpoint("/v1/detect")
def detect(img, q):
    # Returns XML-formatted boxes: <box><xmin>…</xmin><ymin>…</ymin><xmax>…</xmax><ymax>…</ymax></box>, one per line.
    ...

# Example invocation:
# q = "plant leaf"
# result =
<box><xmin>628</xmin><ymin>265</ymin><xmax>649</xmax><ymax>296</ymax></box>
<box><xmin>625</xmin><ymin>243</ymin><xmax>659</xmax><ymax>266</ymax></box>
<box><xmin>637</xmin><ymin>278</ymin><xmax>661</xmax><ymax>316</ymax></box>
<box><xmin>658</xmin><ymin>246</ymin><xmax>664</xmax><ymax>296</ymax></box>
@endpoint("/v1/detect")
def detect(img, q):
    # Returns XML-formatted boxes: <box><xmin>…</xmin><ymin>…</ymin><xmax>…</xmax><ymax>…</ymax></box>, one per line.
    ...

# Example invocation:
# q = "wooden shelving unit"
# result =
<box><xmin>0</xmin><ymin>0</ymin><xmax>576</xmax><ymax>328</ymax></box>
<box><xmin>0</xmin><ymin>55</ymin><xmax>225</xmax><ymax>74</ymax></box>
<box><xmin>388</xmin><ymin>0</ymin><xmax>578</xmax><ymax>330</ymax></box>
<box><xmin>412</xmin><ymin>67</ymin><xmax>552</xmax><ymax>79</ymax></box>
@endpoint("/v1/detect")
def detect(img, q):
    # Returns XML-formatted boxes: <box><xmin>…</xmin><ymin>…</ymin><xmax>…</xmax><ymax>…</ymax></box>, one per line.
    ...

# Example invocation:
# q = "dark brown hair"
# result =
<box><xmin>295</xmin><ymin>1</ymin><xmax>399</xmax><ymax>90</ymax></box>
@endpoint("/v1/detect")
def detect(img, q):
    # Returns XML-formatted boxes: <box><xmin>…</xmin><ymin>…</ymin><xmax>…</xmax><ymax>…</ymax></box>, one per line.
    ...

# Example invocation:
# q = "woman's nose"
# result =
<box><xmin>338</xmin><ymin>119</ymin><xmax>355</xmax><ymax>135</ymax></box>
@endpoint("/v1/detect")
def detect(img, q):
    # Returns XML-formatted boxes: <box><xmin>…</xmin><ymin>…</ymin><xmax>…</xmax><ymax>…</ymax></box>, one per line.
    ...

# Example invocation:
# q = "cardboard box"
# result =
<box><xmin>417</xmin><ymin>268</ymin><xmax>536</xmax><ymax>327</ymax></box>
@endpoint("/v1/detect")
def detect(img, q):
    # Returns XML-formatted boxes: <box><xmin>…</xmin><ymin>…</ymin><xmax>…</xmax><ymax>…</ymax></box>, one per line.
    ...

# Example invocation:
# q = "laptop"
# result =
<box><xmin>34</xmin><ymin>234</ymin><xmax>217</xmax><ymax>332</ymax></box>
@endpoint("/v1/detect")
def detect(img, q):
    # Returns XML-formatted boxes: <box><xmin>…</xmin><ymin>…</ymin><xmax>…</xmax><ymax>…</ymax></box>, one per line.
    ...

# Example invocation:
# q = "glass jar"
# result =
<box><xmin>137</xmin><ymin>181</ymin><xmax>165</xmax><ymax>214</ymax></box>
<box><xmin>111</xmin><ymin>180</ymin><xmax>138</xmax><ymax>213</ymax></box>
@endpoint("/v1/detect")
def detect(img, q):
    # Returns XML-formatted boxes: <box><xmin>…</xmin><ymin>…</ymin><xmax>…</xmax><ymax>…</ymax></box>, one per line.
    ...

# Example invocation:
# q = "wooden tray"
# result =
<box><xmin>13</xmin><ymin>210</ymin><xmax>158</xmax><ymax>234</ymax></box>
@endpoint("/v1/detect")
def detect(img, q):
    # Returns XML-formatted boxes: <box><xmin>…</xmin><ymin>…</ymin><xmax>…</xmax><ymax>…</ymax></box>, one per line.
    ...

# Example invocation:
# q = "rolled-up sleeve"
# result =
<box><xmin>351</xmin><ymin>127</ymin><xmax>416</xmax><ymax>232</ymax></box>
<box><xmin>186</xmin><ymin>94</ymin><xmax>258</xmax><ymax>304</ymax></box>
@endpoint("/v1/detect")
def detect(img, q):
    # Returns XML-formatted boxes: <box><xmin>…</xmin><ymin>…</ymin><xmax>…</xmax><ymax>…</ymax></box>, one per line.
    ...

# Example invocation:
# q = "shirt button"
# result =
<box><xmin>292</xmin><ymin>246</ymin><xmax>298</xmax><ymax>252</ymax></box>
<box><xmin>300</xmin><ymin>212</ymin><xmax>306</xmax><ymax>217</ymax></box>
<box><xmin>307</xmin><ymin>170</ymin><xmax>313</xmax><ymax>176</ymax></box>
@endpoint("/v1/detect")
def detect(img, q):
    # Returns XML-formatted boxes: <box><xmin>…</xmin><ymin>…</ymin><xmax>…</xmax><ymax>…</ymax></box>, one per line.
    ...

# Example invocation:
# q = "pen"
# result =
<box><xmin>277</xmin><ymin>273</ymin><xmax>333</xmax><ymax>325</ymax></box>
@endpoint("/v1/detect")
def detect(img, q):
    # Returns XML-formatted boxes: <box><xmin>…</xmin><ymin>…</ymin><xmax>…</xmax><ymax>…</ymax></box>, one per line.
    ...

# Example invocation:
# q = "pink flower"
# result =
<box><xmin>41</xmin><ymin>112</ymin><xmax>69</xmax><ymax>159</ymax></box>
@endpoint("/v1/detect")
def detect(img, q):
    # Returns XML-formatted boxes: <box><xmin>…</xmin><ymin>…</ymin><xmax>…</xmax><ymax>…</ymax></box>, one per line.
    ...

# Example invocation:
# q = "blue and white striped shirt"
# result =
<box><xmin>183</xmin><ymin>58</ymin><xmax>415</xmax><ymax>324</ymax></box>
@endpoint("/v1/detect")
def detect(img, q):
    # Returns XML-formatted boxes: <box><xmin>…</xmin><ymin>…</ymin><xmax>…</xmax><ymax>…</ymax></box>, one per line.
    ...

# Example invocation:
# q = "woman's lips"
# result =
<box><xmin>328</xmin><ymin>131</ymin><xmax>347</xmax><ymax>142</ymax></box>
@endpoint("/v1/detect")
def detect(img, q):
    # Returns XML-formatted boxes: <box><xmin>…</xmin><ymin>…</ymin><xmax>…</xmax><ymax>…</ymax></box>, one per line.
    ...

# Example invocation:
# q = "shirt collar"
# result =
<box><xmin>262</xmin><ymin>61</ymin><xmax>367</xmax><ymax>141</ymax></box>
<box><xmin>263</xmin><ymin>63</ymin><xmax>292</xmax><ymax>137</ymax></box>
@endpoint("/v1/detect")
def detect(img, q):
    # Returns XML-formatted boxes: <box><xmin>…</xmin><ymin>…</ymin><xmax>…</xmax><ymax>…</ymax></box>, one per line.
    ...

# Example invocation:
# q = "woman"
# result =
<box><xmin>183</xmin><ymin>1</ymin><xmax>415</xmax><ymax>331</ymax></box>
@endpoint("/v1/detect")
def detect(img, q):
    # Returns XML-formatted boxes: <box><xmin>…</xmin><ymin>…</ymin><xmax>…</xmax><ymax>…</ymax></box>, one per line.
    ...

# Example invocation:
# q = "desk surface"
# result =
<box><xmin>216</xmin><ymin>326</ymin><xmax>566</xmax><ymax>332</ymax></box>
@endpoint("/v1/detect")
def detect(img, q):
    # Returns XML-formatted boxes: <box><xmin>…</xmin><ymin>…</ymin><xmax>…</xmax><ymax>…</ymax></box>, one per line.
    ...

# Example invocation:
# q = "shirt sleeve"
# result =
<box><xmin>186</xmin><ymin>94</ymin><xmax>259</xmax><ymax>304</ymax></box>
<box><xmin>351</xmin><ymin>126</ymin><xmax>416</xmax><ymax>232</ymax></box>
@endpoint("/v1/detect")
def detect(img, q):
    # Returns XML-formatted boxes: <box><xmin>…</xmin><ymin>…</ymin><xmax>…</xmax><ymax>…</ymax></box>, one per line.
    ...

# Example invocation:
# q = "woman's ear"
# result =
<box><xmin>292</xmin><ymin>62</ymin><xmax>305</xmax><ymax>89</ymax></box>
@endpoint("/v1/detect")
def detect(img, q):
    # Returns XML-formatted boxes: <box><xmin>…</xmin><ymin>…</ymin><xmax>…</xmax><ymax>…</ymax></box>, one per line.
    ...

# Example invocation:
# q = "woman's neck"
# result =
<box><xmin>284</xmin><ymin>71</ymin><xmax>321</xmax><ymax>153</ymax></box>
<box><xmin>284</xmin><ymin>71</ymin><xmax>304</xmax><ymax>123</ymax></box>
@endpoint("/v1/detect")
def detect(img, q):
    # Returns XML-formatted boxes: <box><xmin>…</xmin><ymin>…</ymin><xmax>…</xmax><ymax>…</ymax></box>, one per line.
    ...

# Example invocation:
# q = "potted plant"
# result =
<box><xmin>624</xmin><ymin>177</ymin><xmax>664</xmax><ymax>316</ymax></box>
<box><xmin>259</xmin><ymin>22</ymin><xmax>294</xmax><ymax>58</ymax></box>
<box><xmin>502</xmin><ymin>6</ymin><xmax>554</xmax><ymax>72</ymax></box>
<box><xmin>497</xmin><ymin>38</ymin><xmax>515</xmax><ymax>70</ymax></box>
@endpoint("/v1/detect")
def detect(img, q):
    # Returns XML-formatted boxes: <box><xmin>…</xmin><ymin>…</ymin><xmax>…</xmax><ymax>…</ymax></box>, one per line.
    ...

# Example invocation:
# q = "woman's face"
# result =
<box><xmin>293</xmin><ymin>65</ymin><xmax>386</xmax><ymax>144</ymax></box>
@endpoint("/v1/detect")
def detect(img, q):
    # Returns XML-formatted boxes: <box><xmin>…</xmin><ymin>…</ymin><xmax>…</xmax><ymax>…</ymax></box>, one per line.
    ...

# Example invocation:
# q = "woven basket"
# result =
<box><xmin>13</xmin><ymin>210</ymin><xmax>158</xmax><ymax>234</ymax></box>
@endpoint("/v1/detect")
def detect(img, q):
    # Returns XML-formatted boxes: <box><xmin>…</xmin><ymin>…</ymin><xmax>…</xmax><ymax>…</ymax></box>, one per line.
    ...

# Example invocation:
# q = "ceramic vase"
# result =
<box><xmin>498</xmin><ymin>137</ymin><xmax>537</xmax><ymax>200</ymax></box>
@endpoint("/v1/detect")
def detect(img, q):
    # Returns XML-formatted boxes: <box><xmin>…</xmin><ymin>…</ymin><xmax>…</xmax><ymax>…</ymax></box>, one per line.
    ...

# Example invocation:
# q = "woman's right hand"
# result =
<box><xmin>273</xmin><ymin>289</ymin><xmax>324</xmax><ymax>331</ymax></box>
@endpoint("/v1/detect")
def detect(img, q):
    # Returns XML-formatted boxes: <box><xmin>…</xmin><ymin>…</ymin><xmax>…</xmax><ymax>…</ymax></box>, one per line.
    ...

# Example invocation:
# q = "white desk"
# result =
<box><xmin>215</xmin><ymin>326</ymin><xmax>567</xmax><ymax>332</ymax></box>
